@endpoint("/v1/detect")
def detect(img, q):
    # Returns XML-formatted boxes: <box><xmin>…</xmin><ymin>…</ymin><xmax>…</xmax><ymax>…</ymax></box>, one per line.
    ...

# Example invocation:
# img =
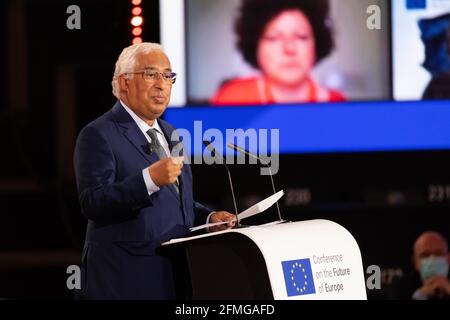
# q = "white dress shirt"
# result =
<box><xmin>120</xmin><ymin>100</ymin><xmax>214</xmax><ymax>224</ymax></box>
<box><xmin>120</xmin><ymin>100</ymin><xmax>170</xmax><ymax>196</ymax></box>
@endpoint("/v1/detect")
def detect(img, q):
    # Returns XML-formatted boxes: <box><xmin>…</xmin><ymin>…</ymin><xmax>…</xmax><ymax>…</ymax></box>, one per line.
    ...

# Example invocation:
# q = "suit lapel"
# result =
<box><xmin>112</xmin><ymin>102</ymin><xmax>181</xmax><ymax>202</ymax></box>
<box><xmin>112</xmin><ymin>102</ymin><xmax>159</xmax><ymax>165</ymax></box>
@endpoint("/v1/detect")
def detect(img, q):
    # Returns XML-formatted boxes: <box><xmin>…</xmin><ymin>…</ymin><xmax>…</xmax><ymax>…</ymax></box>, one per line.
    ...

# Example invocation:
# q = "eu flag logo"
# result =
<box><xmin>406</xmin><ymin>0</ymin><xmax>426</xmax><ymax>9</ymax></box>
<box><xmin>282</xmin><ymin>259</ymin><xmax>316</xmax><ymax>297</ymax></box>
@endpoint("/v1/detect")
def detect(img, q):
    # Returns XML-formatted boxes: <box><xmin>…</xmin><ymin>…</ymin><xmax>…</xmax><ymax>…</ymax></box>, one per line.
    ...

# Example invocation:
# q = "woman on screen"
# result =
<box><xmin>211</xmin><ymin>0</ymin><xmax>345</xmax><ymax>106</ymax></box>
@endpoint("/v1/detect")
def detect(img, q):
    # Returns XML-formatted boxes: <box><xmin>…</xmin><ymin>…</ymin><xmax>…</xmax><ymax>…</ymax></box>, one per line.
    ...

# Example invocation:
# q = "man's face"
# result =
<box><xmin>122</xmin><ymin>50</ymin><xmax>173</xmax><ymax>123</ymax></box>
<box><xmin>414</xmin><ymin>236</ymin><xmax>448</xmax><ymax>271</ymax></box>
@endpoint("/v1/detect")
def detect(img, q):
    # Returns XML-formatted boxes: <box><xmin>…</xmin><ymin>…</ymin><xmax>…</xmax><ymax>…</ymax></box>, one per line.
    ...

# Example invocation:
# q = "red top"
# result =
<box><xmin>210</xmin><ymin>77</ymin><xmax>346</xmax><ymax>106</ymax></box>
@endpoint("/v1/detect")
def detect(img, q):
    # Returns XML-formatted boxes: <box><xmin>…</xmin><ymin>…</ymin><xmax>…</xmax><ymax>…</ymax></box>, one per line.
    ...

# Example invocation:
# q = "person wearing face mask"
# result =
<box><xmin>389</xmin><ymin>231</ymin><xmax>450</xmax><ymax>300</ymax></box>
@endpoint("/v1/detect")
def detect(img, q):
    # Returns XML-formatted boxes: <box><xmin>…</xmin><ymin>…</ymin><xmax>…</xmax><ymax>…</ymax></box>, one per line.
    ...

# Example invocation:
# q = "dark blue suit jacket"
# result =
<box><xmin>73</xmin><ymin>101</ymin><xmax>212</xmax><ymax>299</ymax></box>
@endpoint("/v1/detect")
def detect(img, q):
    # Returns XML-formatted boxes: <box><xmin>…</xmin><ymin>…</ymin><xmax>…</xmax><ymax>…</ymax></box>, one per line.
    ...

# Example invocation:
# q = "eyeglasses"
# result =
<box><xmin>125</xmin><ymin>70</ymin><xmax>177</xmax><ymax>84</ymax></box>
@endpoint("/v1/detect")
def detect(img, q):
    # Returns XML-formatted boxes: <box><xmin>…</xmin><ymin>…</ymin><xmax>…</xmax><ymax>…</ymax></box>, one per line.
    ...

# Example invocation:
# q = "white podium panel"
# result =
<box><xmin>164</xmin><ymin>220</ymin><xmax>367</xmax><ymax>300</ymax></box>
<box><xmin>232</xmin><ymin>220</ymin><xmax>367</xmax><ymax>300</ymax></box>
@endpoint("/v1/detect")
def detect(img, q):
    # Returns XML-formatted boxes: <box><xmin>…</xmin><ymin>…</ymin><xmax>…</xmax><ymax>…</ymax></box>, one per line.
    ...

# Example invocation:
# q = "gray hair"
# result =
<box><xmin>111</xmin><ymin>42</ymin><xmax>163</xmax><ymax>99</ymax></box>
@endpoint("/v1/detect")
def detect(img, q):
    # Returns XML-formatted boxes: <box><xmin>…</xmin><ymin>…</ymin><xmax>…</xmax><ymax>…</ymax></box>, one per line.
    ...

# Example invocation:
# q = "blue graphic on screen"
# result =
<box><xmin>407</xmin><ymin>0</ymin><xmax>427</xmax><ymax>9</ymax></box>
<box><xmin>164</xmin><ymin>101</ymin><xmax>450</xmax><ymax>155</ymax></box>
<box><xmin>282</xmin><ymin>259</ymin><xmax>316</xmax><ymax>297</ymax></box>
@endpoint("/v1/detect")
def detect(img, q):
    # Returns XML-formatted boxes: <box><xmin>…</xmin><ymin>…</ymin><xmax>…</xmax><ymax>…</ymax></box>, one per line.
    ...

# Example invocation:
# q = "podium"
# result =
<box><xmin>161</xmin><ymin>220</ymin><xmax>367</xmax><ymax>300</ymax></box>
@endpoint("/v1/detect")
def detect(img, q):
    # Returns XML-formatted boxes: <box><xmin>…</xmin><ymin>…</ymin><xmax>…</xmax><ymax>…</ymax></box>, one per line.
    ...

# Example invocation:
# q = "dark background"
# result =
<box><xmin>0</xmin><ymin>0</ymin><xmax>449</xmax><ymax>300</ymax></box>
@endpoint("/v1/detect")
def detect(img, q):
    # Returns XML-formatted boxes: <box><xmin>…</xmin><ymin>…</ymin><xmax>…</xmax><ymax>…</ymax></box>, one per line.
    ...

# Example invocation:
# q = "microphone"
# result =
<box><xmin>203</xmin><ymin>140</ymin><xmax>242</xmax><ymax>228</ymax></box>
<box><xmin>227</xmin><ymin>143</ymin><xmax>284</xmax><ymax>223</ymax></box>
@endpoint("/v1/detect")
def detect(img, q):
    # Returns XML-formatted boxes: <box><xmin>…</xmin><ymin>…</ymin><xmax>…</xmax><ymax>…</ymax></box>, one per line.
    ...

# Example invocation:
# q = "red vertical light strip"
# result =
<box><xmin>131</xmin><ymin>0</ymin><xmax>143</xmax><ymax>44</ymax></box>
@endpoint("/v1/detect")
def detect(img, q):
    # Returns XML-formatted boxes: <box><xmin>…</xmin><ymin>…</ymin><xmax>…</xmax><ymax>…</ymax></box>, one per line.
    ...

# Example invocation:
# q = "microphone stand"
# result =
<box><xmin>203</xmin><ymin>141</ymin><xmax>243</xmax><ymax>228</ymax></box>
<box><xmin>228</xmin><ymin>143</ymin><xmax>284</xmax><ymax>223</ymax></box>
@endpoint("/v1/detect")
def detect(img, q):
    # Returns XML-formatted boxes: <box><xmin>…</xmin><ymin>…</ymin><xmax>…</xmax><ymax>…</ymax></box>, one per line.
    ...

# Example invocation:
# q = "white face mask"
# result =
<box><xmin>419</xmin><ymin>256</ymin><xmax>449</xmax><ymax>282</ymax></box>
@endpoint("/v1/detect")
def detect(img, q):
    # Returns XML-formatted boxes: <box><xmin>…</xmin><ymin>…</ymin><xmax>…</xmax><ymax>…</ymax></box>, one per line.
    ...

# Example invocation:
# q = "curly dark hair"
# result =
<box><xmin>235</xmin><ymin>0</ymin><xmax>334</xmax><ymax>69</ymax></box>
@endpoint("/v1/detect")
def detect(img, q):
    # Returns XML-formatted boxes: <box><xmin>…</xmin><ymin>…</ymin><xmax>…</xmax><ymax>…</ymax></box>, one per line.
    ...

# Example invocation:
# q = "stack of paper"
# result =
<box><xmin>190</xmin><ymin>190</ymin><xmax>284</xmax><ymax>232</ymax></box>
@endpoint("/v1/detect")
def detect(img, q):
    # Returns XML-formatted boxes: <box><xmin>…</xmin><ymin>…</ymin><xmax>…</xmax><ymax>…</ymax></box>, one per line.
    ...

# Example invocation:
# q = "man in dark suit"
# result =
<box><xmin>73</xmin><ymin>43</ymin><xmax>235</xmax><ymax>299</ymax></box>
<box><xmin>389</xmin><ymin>231</ymin><xmax>450</xmax><ymax>300</ymax></box>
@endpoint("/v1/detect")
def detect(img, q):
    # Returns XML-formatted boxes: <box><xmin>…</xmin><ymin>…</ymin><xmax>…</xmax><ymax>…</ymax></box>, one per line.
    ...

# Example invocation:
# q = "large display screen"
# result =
<box><xmin>160</xmin><ymin>0</ymin><xmax>450</xmax><ymax>154</ymax></box>
<box><xmin>392</xmin><ymin>0</ymin><xmax>450</xmax><ymax>101</ymax></box>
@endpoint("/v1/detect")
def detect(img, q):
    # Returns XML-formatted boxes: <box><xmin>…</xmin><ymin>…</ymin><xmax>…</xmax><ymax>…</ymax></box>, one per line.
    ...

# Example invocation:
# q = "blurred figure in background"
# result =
<box><xmin>211</xmin><ymin>0</ymin><xmax>345</xmax><ymax>105</ymax></box>
<box><xmin>389</xmin><ymin>231</ymin><xmax>450</xmax><ymax>300</ymax></box>
<box><xmin>420</xmin><ymin>13</ymin><xmax>450</xmax><ymax>100</ymax></box>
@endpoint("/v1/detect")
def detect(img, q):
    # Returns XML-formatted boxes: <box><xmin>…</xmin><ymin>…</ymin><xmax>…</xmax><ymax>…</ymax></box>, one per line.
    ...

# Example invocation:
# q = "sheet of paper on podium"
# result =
<box><xmin>190</xmin><ymin>190</ymin><xmax>284</xmax><ymax>232</ymax></box>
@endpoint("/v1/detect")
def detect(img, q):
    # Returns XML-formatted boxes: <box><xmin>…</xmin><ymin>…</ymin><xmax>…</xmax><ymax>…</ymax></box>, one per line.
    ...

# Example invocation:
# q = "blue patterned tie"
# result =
<box><xmin>146</xmin><ymin>128</ymin><xmax>179</xmax><ymax>194</ymax></box>
<box><xmin>146</xmin><ymin>129</ymin><xmax>167</xmax><ymax>159</ymax></box>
